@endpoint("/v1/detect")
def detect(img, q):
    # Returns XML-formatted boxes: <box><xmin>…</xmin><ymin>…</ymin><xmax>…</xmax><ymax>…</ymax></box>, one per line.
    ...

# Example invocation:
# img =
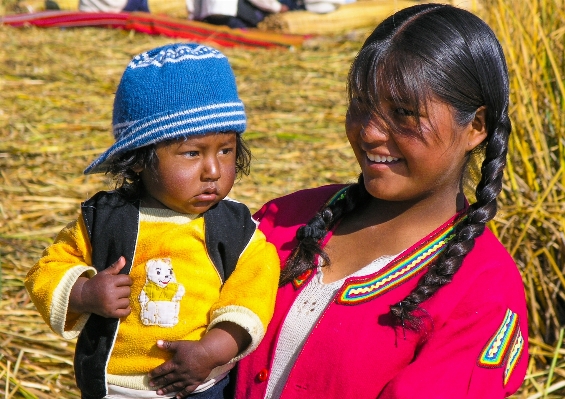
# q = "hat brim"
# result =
<box><xmin>84</xmin><ymin>103</ymin><xmax>246</xmax><ymax>174</ymax></box>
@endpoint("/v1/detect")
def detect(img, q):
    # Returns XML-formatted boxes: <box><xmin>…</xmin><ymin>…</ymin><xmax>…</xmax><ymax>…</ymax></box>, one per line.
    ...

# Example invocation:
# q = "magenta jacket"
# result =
<box><xmin>235</xmin><ymin>185</ymin><xmax>528</xmax><ymax>399</ymax></box>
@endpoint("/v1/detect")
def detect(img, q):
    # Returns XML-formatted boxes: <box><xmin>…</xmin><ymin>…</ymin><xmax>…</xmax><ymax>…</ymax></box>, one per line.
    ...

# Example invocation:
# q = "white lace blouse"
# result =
<box><xmin>264</xmin><ymin>254</ymin><xmax>398</xmax><ymax>399</ymax></box>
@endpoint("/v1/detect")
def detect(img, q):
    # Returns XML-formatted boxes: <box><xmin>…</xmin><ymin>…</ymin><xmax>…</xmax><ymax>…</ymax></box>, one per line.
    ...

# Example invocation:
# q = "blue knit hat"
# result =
<box><xmin>84</xmin><ymin>43</ymin><xmax>246</xmax><ymax>174</ymax></box>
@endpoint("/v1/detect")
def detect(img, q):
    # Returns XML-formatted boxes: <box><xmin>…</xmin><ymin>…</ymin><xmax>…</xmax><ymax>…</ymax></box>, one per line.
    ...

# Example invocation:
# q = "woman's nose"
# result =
<box><xmin>360</xmin><ymin>119</ymin><xmax>389</xmax><ymax>142</ymax></box>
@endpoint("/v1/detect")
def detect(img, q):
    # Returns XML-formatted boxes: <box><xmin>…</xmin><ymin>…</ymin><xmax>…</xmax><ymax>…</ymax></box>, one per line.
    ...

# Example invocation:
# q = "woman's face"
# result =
<box><xmin>345</xmin><ymin>95</ymin><xmax>486</xmax><ymax>206</ymax></box>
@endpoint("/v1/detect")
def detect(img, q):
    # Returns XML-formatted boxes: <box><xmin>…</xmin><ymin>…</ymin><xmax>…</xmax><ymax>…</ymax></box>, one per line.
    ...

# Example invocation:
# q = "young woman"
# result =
<box><xmin>234</xmin><ymin>4</ymin><xmax>528</xmax><ymax>398</ymax></box>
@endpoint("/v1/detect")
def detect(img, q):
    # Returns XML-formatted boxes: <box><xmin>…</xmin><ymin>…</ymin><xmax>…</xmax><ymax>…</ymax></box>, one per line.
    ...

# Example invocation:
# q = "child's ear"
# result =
<box><xmin>466</xmin><ymin>106</ymin><xmax>487</xmax><ymax>152</ymax></box>
<box><xmin>132</xmin><ymin>164</ymin><xmax>144</xmax><ymax>173</ymax></box>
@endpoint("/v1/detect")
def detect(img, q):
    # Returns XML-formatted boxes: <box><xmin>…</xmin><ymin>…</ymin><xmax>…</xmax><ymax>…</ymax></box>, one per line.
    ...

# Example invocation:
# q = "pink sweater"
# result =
<box><xmin>235</xmin><ymin>185</ymin><xmax>528</xmax><ymax>399</ymax></box>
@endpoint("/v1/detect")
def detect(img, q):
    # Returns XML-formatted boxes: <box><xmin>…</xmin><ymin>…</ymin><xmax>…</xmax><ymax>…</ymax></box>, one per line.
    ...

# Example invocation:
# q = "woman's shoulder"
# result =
<box><xmin>470</xmin><ymin>227</ymin><xmax>518</xmax><ymax>271</ymax></box>
<box><xmin>456</xmin><ymin>226</ymin><xmax>523</xmax><ymax>296</ymax></box>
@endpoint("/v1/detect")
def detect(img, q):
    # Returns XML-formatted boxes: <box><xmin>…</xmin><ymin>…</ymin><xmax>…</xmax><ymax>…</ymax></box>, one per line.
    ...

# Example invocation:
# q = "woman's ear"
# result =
<box><xmin>466</xmin><ymin>106</ymin><xmax>487</xmax><ymax>152</ymax></box>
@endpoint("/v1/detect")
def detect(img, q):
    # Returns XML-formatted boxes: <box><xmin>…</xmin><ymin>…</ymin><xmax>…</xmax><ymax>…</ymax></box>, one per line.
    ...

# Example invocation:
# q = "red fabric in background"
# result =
<box><xmin>1</xmin><ymin>11</ymin><xmax>306</xmax><ymax>49</ymax></box>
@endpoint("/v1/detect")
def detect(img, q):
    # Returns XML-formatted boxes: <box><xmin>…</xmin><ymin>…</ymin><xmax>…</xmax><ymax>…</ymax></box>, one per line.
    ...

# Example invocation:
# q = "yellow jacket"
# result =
<box><xmin>25</xmin><ymin>203</ymin><xmax>280</xmax><ymax>390</ymax></box>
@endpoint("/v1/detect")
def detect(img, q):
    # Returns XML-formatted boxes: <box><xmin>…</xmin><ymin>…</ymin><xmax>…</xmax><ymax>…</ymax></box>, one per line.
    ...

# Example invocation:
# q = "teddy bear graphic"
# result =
<box><xmin>139</xmin><ymin>258</ymin><xmax>185</xmax><ymax>327</ymax></box>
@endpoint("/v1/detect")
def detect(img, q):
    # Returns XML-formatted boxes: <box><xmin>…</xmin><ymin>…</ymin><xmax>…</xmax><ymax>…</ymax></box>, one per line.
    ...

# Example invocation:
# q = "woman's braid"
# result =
<box><xmin>279</xmin><ymin>177</ymin><xmax>369</xmax><ymax>286</ymax></box>
<box><xmin>390</xmin><ymin>116</ymin><xmax>510</xmax><ymax>328</ymax></box>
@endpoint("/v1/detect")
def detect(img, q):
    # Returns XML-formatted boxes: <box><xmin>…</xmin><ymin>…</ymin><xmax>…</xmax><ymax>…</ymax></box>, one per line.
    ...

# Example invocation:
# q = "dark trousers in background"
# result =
<box><xmin>123</xmin><ymin>0</ymin><xmax>150</xmax><ymax>12</ymax></box>
<box><xmin>187</xmin><ymin>375</ymin><xmax>232</xmax><ymax>399</ymax></box>
<box><xmin>203</xmin><ymin>0</ymin><xmax>305</xmax><ymax>28</ymax></box>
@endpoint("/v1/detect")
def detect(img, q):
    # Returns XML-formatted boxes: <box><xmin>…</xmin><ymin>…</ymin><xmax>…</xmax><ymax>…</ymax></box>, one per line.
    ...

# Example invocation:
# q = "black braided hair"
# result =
<box><xmin>390</xmin><ymin>115</ymin><xmax>510</xmax><ymax>328</ymax></box>
<box><xmin>282</xmin><ymin>4</ymin><xmax>512</xmax><ymax>329</ymax></box>
<box><xmin>280</xmin><ymin>176</ymin><xmax>370</xmax><ymax>285</ymax></box>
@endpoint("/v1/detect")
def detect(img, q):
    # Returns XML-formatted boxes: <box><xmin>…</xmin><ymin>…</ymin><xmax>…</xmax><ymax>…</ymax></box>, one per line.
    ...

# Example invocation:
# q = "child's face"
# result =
<box><xmin>345</xmin><ymin>95</ymin><xmax>486</xmax><ymax>206</ymax></box>
<box><xmin>139</xmin><ymin>132</ymin><xmax>237</xmax><ymax>214</ymax></box>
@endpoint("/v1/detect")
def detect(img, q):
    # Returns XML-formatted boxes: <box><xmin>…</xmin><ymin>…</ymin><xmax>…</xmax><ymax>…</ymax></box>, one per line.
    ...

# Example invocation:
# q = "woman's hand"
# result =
<box><xmin>69</xmin><ymin>256</ymin><xmax>132</xmax><ymax>318</ymax></box>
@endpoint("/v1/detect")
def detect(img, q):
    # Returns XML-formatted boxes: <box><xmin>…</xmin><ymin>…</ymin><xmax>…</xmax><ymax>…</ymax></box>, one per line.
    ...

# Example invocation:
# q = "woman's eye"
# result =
<box><xmin>184</xmin><ymin>151</ymin><xmax>199</xmax><ymax>157</ymax></box>
<box><xmin>394</xmin><ymin>107</ymin><xmax>416</xmax><ymax>117</ymax></box>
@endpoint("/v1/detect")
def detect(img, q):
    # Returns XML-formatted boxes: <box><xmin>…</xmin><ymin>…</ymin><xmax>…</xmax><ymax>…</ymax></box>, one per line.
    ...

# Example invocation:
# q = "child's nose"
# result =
<box><xmin>202</xmin><ymin>156</ymin><xmax>221</xmax><ymax>181</ymax></box>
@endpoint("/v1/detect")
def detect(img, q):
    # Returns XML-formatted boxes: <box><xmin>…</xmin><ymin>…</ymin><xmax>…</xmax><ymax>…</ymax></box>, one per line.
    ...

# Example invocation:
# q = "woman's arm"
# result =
<box><xmin>377</xmin><ymin>265</ymin><xmax>528</xmax><ymax>399</ymax></box>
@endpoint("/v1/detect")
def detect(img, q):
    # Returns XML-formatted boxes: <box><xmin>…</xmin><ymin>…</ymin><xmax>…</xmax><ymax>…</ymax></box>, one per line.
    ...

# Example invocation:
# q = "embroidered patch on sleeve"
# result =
<box><xmin>478</xmin><ymin>309</ymin><xmax>519</xmax><ymax>368</ymax></box>
<box><xmin>504</xmin><ymin>329</ymin><xmax>524</xmax><ymax>385</ymax></box>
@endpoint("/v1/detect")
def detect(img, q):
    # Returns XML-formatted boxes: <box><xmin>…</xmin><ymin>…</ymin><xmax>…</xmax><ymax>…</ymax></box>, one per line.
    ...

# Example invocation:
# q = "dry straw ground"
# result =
<box><xmin>0</xmin><ymin>0</ymin><xmax>564</xmax><ymax>398</ymax></box>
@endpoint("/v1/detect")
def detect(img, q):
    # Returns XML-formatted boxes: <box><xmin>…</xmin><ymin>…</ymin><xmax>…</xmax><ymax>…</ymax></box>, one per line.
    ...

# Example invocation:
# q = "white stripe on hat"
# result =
<box><xmin>105</xmin><ymin>112</ymin><xmax>246</xmax><ymax>160</ymax></box>
<box><xmin>113</xmin><ymin>102</ymin><xmax>244</xmax><ymax>138</ymax></box>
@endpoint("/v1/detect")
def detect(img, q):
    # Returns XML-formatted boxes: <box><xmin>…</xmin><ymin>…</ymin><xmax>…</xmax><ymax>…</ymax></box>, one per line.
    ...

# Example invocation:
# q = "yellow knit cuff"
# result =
<box><xmin>50</xmin><ymin>265</ymin><xmax>97</xmax><ymax>339</ymax></box>
<box><xmin>207</xmin><ymin>305</ymin><xmax>264</xmax><ymax>361</ymax></box>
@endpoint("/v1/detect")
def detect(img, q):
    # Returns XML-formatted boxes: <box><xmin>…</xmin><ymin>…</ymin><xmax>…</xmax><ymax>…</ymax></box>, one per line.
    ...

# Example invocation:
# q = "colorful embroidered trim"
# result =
<box><xmin>292</xmin><ymin>269</ymin><xmax>313</xmax><ymax>289</ymax></box>
<box><xmin>335</xmin><ymin>214</ymin><xmax>465</xmax><ymax>305</ymax></box>
<box><xmin>478</xmin><ymin>309</ymin><xmax>520</xmax><ymax>368</ymax></box>
<box><xmin>504</xmin><ymin>329</ymin><xmax>524</xmax><ymax>385</ymax></box>
<box><xmin>325</xmin><ymin>186</ymin><xmax>349</xmax><ymax>208</ymax></box>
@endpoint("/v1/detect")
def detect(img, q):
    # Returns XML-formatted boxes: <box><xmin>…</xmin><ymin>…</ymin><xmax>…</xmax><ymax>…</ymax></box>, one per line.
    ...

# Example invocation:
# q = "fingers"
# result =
<box><xmin>79</xmin><ymin>257</ymin><xmax>132</xmax><ymax>317</ymax></box>
<box><xmin>157</xmin><ymin>339</ymin><xmax>173</xmax><ymax>351</ymax></box>
<box><xmin>111</xmin><ymin>297</ymin><xmax>132</xmax><ymax>318</ymax></box>
<box><xmin>149</xmin><ymin>365</ymin><xmax>178</xmax><ymax>393</ymax></box>
<box><xmin>172</xmin><ymin>384</ymin><xmax>198</xmax><ymax>399</ymax></box>
<box><xmin>151</xmin><ymin>371</ymin><xmax>198</xmax><ymax>398</ymax></box>
<box><xmin>157</xmin><ymin>381</ymin><xmax>198</xmax><ymax>398</ymax></box>
<box><xmin>148</xmin><ymin>353</ymin><xmax>174</xmax><ymax>380</ymax></box>
<box><xmin>104</xmin><ymin>256</ymin><xmax>127</xmax><ymax>275</ymax></box>
<box><xmin>98</xmin><ymin>256</ymin><xmax>133</xmax><ymax>287</ymax></box>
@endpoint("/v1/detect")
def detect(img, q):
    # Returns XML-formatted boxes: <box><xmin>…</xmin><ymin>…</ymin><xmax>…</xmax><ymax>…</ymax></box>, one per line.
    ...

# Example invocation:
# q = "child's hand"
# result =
<box><xmin>148</xmin><ymin>339</ymin><xmax>217</xmax><ymax>398</ymax></box>
<box><xmin>69</xmin><ymin>256</ymin><xmax>132</xmax><ymax>318</ymax></box>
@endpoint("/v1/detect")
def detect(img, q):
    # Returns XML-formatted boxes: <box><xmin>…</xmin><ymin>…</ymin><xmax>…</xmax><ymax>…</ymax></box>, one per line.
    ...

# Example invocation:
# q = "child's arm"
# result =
<box><xmin>147</xmin><ymin>228</ymin><xmax>279</xmax><ymax>397</ymax></box>
<box><xmin>148</xmin><ymin>321</ymin><xmax>251</xmax><ymax>398</ymax></box>
<box><xmin>25</xmin><ymin>217</ymin><xmax>132</xmax><ymax>338</ymax></box>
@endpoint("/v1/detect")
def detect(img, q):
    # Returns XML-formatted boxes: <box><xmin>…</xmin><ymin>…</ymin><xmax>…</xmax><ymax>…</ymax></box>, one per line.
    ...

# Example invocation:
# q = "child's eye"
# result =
<box><xmin>184</xmin><ymin>151</ymin><xmax>199</xmax><ymax>157</ymax></box>
<box><xmin>220</xmin><ymin>148</ymin><xmax>234</xmax><ymax>155</ymax></box>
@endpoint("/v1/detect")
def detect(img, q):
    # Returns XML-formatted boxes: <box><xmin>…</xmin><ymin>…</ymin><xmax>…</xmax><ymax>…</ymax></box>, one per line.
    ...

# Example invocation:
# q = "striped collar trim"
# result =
<box><xmin>335</xmin><ymin>212</ymin><xmax>467</xmax><ymax>305</ymax></box>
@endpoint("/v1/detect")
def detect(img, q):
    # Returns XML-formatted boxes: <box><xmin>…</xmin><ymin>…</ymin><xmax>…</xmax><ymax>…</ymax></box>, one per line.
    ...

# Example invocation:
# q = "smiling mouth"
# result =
<box><xmin>367</xmin><ymin>153</ymin><xmax>400</xmax><ymax>163</ymax></box>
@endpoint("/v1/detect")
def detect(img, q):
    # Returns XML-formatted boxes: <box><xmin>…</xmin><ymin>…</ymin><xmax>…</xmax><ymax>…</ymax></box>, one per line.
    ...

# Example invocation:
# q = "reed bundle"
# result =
<box><xmin>258</xmin><ymin>0</ymin><xmax>418</xmax><ymax>34</ymax></box>
<box><xmin>258</xmin><ymin>0</ymin><xmax>483</xmax><ymax>35</ymax></box>
<box><xmin>147</xmin><ymin>0</ymin><xmax>187</xmax><ymax>19</ymax></box>
<box><xmin>0</xmin><ymin>0</ymin><xmax>564</xmax><ymax>397</ymax></box>
<box><xmin>481</xmin><ymin>0</ymin><xmax>565</xmax><ymax>396</ymax></box>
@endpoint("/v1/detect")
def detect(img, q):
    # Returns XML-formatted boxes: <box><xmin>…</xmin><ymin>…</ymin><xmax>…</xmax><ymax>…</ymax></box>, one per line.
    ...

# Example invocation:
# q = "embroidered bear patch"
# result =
<box><xmin>139</xmin><ymin>258</ymin><xmax>185</xmax><ymax>327</ymax></box>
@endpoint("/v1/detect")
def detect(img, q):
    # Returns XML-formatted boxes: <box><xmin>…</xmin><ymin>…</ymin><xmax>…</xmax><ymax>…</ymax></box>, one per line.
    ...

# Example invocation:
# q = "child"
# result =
<box><xmin>25</xmin><ymin>43</ymin><xmax>280</xmax><ymax>399</ymax></box>
<box><xmin>234</xmin><ymin>4</ymin><xmax>528</xmax><ymax>399</ymax></box>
